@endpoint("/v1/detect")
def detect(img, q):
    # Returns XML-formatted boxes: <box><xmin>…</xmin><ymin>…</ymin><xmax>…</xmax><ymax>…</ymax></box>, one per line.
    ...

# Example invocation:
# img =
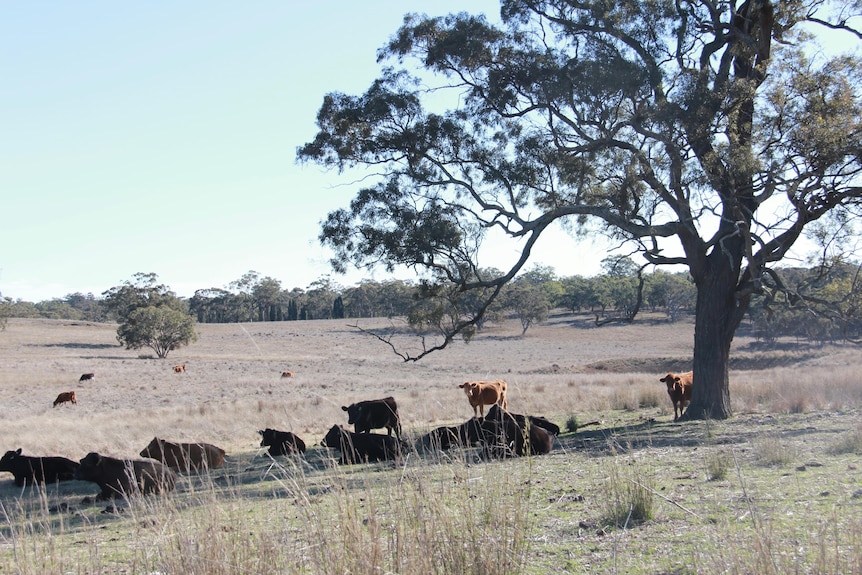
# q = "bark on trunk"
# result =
<box><xmin>682</xmin><ymin>266</ymin><xmax>738</xmax><ymax>420</ymax></box>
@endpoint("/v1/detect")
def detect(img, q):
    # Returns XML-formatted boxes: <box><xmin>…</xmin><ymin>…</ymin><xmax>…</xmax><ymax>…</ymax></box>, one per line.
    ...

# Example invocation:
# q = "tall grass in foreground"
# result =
<box><xmin>0</xmin><ymin>454</ymin><xmax>532</xmax><ymax>575</ymax></box>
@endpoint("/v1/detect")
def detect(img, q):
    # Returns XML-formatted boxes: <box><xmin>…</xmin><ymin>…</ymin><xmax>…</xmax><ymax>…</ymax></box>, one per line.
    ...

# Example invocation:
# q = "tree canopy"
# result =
<box><xmin>299</xmin><ymin>0</ymin><xmax>862</xmax><ymax>419</ymax></box>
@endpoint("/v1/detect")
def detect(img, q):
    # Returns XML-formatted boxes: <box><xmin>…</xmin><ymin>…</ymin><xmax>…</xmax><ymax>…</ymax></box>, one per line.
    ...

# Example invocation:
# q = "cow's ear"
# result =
<box><xmin>15</xmin><ymin>448</ymin><xmax>22</xmax><ymax>455</ymax></box>
<box><xmin>341</xmin><ymin>406</ymin><xmax>349</xmax><ymax>412</ymax></box>
<box><xmin>258</xmin><ymin>430</ymin><xmax>264</xmax><ymax>436</ymax></box>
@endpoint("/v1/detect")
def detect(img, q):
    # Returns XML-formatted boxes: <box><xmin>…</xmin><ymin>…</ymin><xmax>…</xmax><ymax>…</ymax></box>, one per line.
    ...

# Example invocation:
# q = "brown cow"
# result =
<box><xmin>459</xmin><ymin>380</ymin><xmax>508</xmax><ymax>418</ymax></box>
<box><xmin>139</xmin><ymin>437</ymin><xmax>226</xmax><ymax>473</ymax></box>
<box><xmin>280</xmin><ymin>370</ymin><xmax>294</xmax><ymax>378</ymax></box>
<box><xmin>53</xmin><ymin>390</ymin><xmax>77</xmax><ymax>408</ymax></box>
<box><xmin>660</xmin><ymin>371</ymin><xmax>694</xmax><ymax>421</ymax></box>
<box><xmin>172</xmin><ymin>364</ymin><xmax>186</xmax><ymax>373</ymax></box>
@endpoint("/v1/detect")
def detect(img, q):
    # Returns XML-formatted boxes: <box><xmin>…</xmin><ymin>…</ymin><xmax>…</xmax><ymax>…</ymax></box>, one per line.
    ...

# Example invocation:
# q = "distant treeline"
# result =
<box><xmin>2</xmin><ymin>262</ymin><xmax>860</xmax><ymax>344</ymax></box>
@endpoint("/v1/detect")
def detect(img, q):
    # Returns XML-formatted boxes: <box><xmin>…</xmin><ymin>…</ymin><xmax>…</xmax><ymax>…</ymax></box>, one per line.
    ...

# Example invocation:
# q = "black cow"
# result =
<box><xmin>321</xmin><ymin>425</ymin><xmax>400</xmax><ymax>464</ymax></box>
<box><xmin>258</xmin><ymin>428</ymin><xmax>306</xmax><ymax>455</ymax></box>
<box><xmin>79</xmin><ymin>373</ymin><xmax>95</xmax><ymax>382</ymax></box>
<box><xmin>341</xmin><ymin>396</ymin><xmax>401</xmax><ymax>437</ymax></box>
<box><xmin>481</xmin><ymin>405</ymin><xmax>555</xmax><ymax>457</ymax></box>
<box><xmin>418</xmin><ymin>418</ymin><xmax>486</xmax><ymax>452</ymax></box>
<box><xmin>0</xmin><ymin>449</ymin><xmax>79</xmax><ymax>487</ymax></box>
<box><xmin>75</xmin><ymin>452</ymin><xmax>177</xmax><ymax>500</ymax></box>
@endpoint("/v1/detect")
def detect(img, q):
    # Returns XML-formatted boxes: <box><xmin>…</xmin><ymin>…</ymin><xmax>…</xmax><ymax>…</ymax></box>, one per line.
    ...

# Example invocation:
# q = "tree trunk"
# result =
<box><xmin>682</xmin><ymin>264</ymin><xmax>739</xmax><ymax>420</ymax></box>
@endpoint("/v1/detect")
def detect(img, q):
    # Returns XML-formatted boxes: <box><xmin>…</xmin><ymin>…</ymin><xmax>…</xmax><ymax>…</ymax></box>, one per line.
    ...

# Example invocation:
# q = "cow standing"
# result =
<box><xmin>0</xmin><ymin>449</ymin><xmax>79</xmax><ymax>487</ymax></box>
<box><xmin>53</xmin><ymin>390</ymin><xmax>77</xmax><ymax>408</ymax></box>
<box><xmin>139</xmin><ymin>437</ymin><xmax>226</xmax><ymax>473</ymax></box>
<box><xmin>79</xmin><ymin>373</ymin><xmax>95</xmax><ymax>382</ymax></box>
<box><xmin>341</xmin><ymin>396</ymin><xmax>401</xmax><ymax>438</ymax></box>
<box><xmin>660</xmin><ymin>371</ymin><xmax>694</xmax><ymax>421</ymax></box>
<box><xmin>75</xmin><ymin>452</ymin><xmax>177</xmax><ymax>500</ymax></box>
<box><xmin>459</xmin><ymin>380</ymin><xmax>508</xmax><ymax>418</ymax></box>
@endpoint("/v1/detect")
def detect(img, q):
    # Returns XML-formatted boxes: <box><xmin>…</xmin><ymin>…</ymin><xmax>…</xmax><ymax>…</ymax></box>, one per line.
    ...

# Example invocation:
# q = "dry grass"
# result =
<box><xmin>1</xmin><ymin>313</ymin><xmax>861</xmax><ymax>573</ymax></box>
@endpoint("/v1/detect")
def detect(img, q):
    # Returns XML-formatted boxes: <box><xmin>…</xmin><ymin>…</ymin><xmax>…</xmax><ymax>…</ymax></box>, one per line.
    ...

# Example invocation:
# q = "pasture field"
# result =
<box><xmin>0</xmin><ymin>314</ymin><xmax>860</xmax><ymax>574</ymax></box>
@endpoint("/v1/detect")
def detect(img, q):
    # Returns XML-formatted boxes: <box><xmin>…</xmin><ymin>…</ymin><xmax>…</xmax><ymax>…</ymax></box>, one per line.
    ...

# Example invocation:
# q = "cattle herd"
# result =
<box><xmin>4</xmin><ymin>375</ymin><xmax>692</xmax><ymax>501</ymax></box>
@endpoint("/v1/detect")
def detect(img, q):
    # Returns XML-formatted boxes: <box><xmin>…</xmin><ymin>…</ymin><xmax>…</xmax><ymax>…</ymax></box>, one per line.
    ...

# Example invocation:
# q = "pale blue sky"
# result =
<box><xmin>2</xmin><ymin>0</ymin><xmax>610</xmax><ymax>302</ymax></box>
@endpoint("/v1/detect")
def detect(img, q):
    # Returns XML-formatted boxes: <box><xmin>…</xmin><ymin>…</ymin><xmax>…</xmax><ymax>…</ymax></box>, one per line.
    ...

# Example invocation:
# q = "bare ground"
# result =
<box><xmin>0</xmin><ymin>313</ymin><xmax>858</xmax><ymax>458</ymax></box>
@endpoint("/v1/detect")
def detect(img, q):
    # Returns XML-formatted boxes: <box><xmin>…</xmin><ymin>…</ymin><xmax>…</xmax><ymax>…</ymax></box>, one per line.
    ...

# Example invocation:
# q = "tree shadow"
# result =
<box><xmin>28</xmin><ymin>342</ymin><xmax>118</xmax><ymax>350</ymax></box>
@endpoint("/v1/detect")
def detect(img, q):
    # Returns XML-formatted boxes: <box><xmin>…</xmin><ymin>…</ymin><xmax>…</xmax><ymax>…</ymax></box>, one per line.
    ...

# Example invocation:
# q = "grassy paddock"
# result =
<box><xmin>0</xmin><ymin>316</ymin><xmax>860</xmax><ymax>573</ymax></box>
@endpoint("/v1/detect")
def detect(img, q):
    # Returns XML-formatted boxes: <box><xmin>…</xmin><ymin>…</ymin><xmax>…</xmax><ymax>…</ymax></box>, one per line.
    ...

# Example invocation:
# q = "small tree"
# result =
<box><xmin>0</xmin><ymin>292</ymin><xmax>11</xmax><ymax>331</ymax></box>
<box><xmin>116</xmin><ymin>305</ymin><xmax>197</xmax><ymax>359</ymax></box>
<box><xmin>502</xmin><ymin>280</ymin><xmax>549</xmax><ymax>335</ymax></box>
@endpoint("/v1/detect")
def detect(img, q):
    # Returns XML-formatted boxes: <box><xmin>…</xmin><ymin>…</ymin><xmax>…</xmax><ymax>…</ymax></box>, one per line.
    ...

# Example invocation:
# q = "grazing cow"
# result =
<box><xmin>173</xmin><ymin>364</ymin><xmax>186</xmax><ymax>373</ymax></box>
<box><xmin>341</xmin><ymin>396</ymin><xmax>401</xmax><ymax>437</ymax></box>
<box><xmin>321</xmin><ymin>425</ymin><xmax>401</xmax><ymax>464</ymax></box>
<box><xmin>79</xmin><ymin>373</ymin><xmax>95</xmax><ymax>382</ymax></box>
<box><xmin>258</xmin><ymin>428</ymin><xmax>306</xmax><ymax>455</ymax></box>
<box><xmin>139</xmin><ymin>437</ymin><xmax>226</xmax><ymax>473</ymax></box>
<box><xmin>0</xmin><ymin>449</ymin><xmax>79</xmax><ymax>487</ymax></box>
<box><xmin>75</xmin><ymin>452</ymin><xmax>177</xmax><ymax>500</ymax></box>
<box><xmin>53</xmin><ymin>390</ymin><xmax>77</xmax><ymax>408</ymax></box>
<box><xmin>458</xmin><ymin>380</ymin><xmax>508</xmax><ymax>418</ymax></box>
<box><xmin>660</xmin><ymin>371</ymin><xmax>694</xmax><ymax>421</ymax></box>
<box><xmin>280</xmin><ymin>370</ymin><xmax>294</xmax><ymax>378</ymax></box>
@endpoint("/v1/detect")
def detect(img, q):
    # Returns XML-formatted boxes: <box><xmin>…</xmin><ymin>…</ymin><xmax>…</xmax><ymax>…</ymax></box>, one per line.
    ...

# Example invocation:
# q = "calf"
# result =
<box><xmin>53</xmin><ymin>390</ymin><xmax>77</xmax><ymax>408</ymax></box>
<box><xmin>173</xmin><ymin>364</ymin><xmax>186</xmax><ymax>373</ymax></box>
<box><xmin>321</xmin><ymin>425</ymin><xmax>401</xmax><ymax>464</ymax></box>
<box><xmin>660</xmin><ymin>371</ymin><xmax>694</xmax><ymax>421</ymax></box>
<box><xmin>459</xmin><ymin>380</ymin><xmax>508</xmax><ymax>418</ymax></box>
<box><xmin>280</xmin><ymin>370</ymin><xmax>294</xmax><ymax>378</ymax></box>
<box><xmin>79</xmin><ymin>373</ymin><xmax>95</xmax><ymax>382</ymax></box>
<box><xmin>75</xmin><ymin>452</ymin><xmax>177</xmax><ymax>500</ymax></box>
<box><xmin>139</xmin><ymin>437</ymin><xmax>226</xmax><ymax>473</ymax></box>
<box><xmin>258</xmin><ymin>428</ymin><xmax>306</xmax><ymax>455</ymax></box>
<box><xmin>0</xmin><ymin>449</ymin><xmax>79</xmax><ymax>487</ymax></box>
<box><xmin>341</xmin><ymin>396</ymin><xmax>401</xmax><ymax>437</ymax></box>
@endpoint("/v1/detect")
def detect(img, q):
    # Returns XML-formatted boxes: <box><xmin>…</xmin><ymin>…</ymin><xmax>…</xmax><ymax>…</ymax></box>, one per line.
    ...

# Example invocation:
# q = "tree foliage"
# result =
<box><xmin>299</xmin><ymin>1</ymin><xmax>862</xmax><ymax>419</ymax></box>
<box><xmin>116</xmin><ymin>304</ymin><xmax>198</xmax><ymax>359</ymax></box>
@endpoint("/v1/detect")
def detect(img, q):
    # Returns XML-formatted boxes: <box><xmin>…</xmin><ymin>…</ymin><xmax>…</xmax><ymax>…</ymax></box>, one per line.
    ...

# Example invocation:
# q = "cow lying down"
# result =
<box><xmin>0</xmin><ymin>448</ymin><xmax>79</xmax><ymax>487</ymax></box>
<box><xmin>259</xmin><ymin>428</ymin><xmax>306</xmax><ymax>456</ymax></box>
<box><xmin>418</xmin><ymin>405</ymin><xmax>556</xmax><ymax>458</ymax></box>
<box><xmin>75</xmin><ymin>452</ymin><xmax>177</xmax><ymax>500</ymax></box>
<box><xmin>139</xmin><ymin>437</ymin><xmax>226</xmax><ymax>473</ymax></box>
<box><xmin>321</xmin><ymin>425</ymin><xmax>402</xmax><ymax>465</ymax></box>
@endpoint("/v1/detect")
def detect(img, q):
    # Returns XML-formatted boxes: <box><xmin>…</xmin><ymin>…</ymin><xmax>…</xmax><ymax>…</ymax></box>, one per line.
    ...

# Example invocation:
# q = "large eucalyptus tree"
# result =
<box><xmin>299</xmin><ymin>1</ymin><xmax>862</xmax><ymax>419</ymax></box>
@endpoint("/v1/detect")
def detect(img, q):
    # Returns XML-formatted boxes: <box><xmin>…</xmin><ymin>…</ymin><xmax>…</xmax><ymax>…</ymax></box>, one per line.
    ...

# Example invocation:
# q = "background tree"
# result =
<box><xmin>332</xmin><ymin>295</ymin><xmax>345</xmax><ymax>319</ymax></box>
<box><xmin>116</xmin><ymin>304</ymin><xmax>197</xmax><ymax>359</ymax></box>
<box><xmin>0</xmin><ymin>292</ymin><xmax>10</xmax><ymax>331</ymax></box>
<box><xmin>299</xmin><ymin>0</ymin><xmax>862</xmax><ymax>419</ymax></box>
<box><xmin>502</xmin><ymin>278</ymin><xmax>550</xmax><ymax>335</ymax></box>
<box><xmin>104</xmin><ymin>273</ymin><xmax>196</xmax><ymax>358</ymax></box>
<box><xmin>102</xmin><ymin>272</ymin><xmax>179</xmax><ymax>321</ymax></box>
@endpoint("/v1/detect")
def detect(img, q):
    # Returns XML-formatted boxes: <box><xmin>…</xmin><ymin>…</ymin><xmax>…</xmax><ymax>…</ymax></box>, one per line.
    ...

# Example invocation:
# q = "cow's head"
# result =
<box><xmin>258</xmin><ymin>428</ymin><xmax>278</xmax><ymax>447</ymax></box>
<box><xmin>459</xmin><ymin>382</ymin><xmax>479</xmax><ymax>397</ymax></box>
<box><xmin>659</xmin><ymin>373</ymin><xmax>679</xmax><ymax>391</ymax></box>
<box><xmin>139</xmin><ymin>437</ymin><xmax>166</xmax><ymax>460</ymax></box>
<box><xmin>342</xmin><ymin>404</ymin><xmax>361</xmax><ymax>424</ymax></box>
<box><xmin>321</xmin><ymin>425</ymin><xmax>348</xmax><ymax>449</ymax></box>
<box><xmin>0</xmin><ymin>449</ymin><xmax>22</xmax><ymax>466</ymax></box>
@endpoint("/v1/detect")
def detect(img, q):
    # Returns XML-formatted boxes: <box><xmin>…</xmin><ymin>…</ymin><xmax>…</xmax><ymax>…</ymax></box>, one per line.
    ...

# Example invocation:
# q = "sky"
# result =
<box><xmin>1</xmin><ymin>0</ymin><xmax>618</xmax><ymax>303</ymax></box>
<box><xmin>2</xmin><ymin>3</ymin><xmax>848</xmax><ymax>304</ymax></box>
